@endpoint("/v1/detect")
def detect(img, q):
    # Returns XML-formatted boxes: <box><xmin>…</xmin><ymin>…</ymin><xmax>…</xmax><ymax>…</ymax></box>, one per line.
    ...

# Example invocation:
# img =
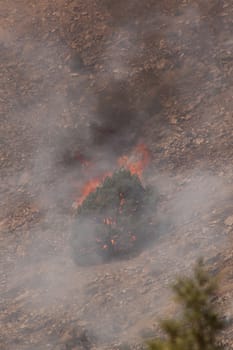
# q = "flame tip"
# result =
<box><xmin>76</xmin><ymin>142</ymin><xmax>150</xmax><ymax>206</ymax></box>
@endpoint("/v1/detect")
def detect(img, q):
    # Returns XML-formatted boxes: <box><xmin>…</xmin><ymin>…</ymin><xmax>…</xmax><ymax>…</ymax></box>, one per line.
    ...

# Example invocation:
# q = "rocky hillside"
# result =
<box><xmin>1</xmin><ymin>1</ymin><xmax>233</xmax><ymax>349</ymax></box>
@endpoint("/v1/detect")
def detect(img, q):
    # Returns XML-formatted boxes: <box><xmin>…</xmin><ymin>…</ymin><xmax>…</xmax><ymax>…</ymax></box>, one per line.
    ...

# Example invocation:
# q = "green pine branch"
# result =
<box><xmin>148</xmin><ymin>260</ymin><xmax>224</xmax><ymax>350</ymax></box>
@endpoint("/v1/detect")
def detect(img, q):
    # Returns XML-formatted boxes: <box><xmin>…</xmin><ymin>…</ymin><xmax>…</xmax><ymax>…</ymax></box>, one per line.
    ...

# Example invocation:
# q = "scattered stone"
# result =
<box><xmin>195</xmin><ymin>138</ymin><xmax>205</xmax><ymax>145</ymax></box>
<box><xmin>224</xmin><ymin>215</ymin><xmax>233</xmax><ymax>226</ymax></box>
<box><xmin>170</xmin><ymin>116</ymin><xmax>178</xmax><ymax>124</ymax></box>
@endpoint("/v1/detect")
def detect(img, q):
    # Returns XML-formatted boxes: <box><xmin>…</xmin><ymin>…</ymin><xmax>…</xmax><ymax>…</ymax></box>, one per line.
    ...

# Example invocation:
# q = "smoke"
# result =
<box><xmin>1</xmin><ymin>1</ymin><xmax>232</xmax><ymax>349</ymax></box>
<box><xmin>89</xmin><ymin>81</ymin><xmax>138</xmax><ymax>155</ymax></box>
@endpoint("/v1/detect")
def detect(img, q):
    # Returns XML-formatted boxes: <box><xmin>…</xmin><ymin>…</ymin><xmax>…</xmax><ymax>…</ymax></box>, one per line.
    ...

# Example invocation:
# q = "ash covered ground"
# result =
<box><xmin>1</xmin><ymin>1</ymin><xmax>233</xmax><ymax>349</ymax></box>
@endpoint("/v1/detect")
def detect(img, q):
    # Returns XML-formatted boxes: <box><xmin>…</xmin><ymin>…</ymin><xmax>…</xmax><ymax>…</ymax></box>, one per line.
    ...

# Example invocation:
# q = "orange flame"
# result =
<box><xmin>118</xmin><ymin>143</ymin><xmax>150</xmax><ymax>179</ymax></box>
<box><xmin>75</xmin><ymin>143</ymin><xmax>150</xmax><ymax>207</ymax></box>
<box><xmin>77</xmin><ymin>176</ymin><xmax>104</xmax><ymax>206</ymax></box>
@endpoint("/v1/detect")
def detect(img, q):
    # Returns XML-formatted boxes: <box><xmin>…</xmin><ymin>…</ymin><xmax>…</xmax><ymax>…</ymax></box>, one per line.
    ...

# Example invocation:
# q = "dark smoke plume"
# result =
<box><xmin>90</xmin><ymin>81</ymin><xmax>139</xmax><ymax>156</ymax></box>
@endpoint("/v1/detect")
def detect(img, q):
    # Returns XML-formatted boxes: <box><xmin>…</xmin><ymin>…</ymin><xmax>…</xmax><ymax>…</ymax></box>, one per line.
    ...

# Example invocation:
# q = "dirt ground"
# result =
<box><xmin>1</xmin><ymin>1</ymin><xmax>233</xmax><ymax>349</ymax></box>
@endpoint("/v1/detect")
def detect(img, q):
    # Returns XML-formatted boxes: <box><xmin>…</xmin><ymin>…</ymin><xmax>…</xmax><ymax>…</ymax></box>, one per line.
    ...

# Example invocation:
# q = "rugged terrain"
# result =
<box><xmin>1</xmin><ymin>1</ymin><xmax>233</xmax><ymax>349</ymax></box>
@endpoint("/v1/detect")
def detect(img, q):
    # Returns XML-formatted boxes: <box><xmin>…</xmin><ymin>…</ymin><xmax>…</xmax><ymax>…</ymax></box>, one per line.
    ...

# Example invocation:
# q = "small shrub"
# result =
<box><xmin>71</xmin><ymin>168</ymin><xmax>158</xmax><ymax>265</ymax></box>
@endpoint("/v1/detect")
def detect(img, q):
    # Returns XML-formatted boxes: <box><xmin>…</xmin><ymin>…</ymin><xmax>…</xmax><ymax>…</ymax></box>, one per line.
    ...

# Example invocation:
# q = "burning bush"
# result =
<box><xmin>71</xmin><ymin>168</ymin><xmax>157</xmax><ymax>265</ymax></box>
